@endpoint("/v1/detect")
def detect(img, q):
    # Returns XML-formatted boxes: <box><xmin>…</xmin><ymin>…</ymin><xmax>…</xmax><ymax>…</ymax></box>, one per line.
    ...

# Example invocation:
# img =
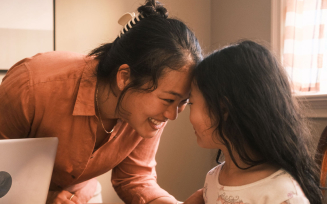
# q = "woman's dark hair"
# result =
<box><xmin>193</xmin><ymin>40</ymin><xmax>322</xmax><ymax>204</ymax></box>
<box><xmin>89</xmin><ymin>0</ymin><xmax>202</xmax><ymax>114</ymax></box>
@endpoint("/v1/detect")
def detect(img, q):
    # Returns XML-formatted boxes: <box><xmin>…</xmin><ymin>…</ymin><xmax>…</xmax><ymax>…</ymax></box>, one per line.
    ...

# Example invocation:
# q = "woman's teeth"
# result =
<box><xmin>149</xmin><ymin>118</ymin><xmax>164</xmax><ymax>125</ymax></box>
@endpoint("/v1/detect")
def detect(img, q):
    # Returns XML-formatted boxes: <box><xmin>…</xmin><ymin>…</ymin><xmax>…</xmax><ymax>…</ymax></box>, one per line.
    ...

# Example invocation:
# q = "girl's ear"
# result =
<box><xmin>116</xmin><ymin>64</ymin><xmax>131</xmax><ymax>91</ymax></box>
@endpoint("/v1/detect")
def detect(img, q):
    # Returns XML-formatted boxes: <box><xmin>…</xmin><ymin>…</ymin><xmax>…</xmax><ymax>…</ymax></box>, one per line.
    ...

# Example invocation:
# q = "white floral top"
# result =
<box><xmin>203</xmin><ymin>163</ymin><xmax>310</xmax><ymax>204</ymax></box>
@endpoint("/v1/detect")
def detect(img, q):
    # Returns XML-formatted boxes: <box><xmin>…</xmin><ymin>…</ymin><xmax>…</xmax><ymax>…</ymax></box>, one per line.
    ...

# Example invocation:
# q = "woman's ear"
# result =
<box><xmin>116</xmin><ymin>64</ymin><xmax>131</xmax><ymax>91</ymax></box>
<box><xmin>220</xmin><ymin>101</ymin><xmax>229</xmax><ymax>121</ymax></box>
<box><xmin>223</xmin><ymin>109</ymin><xmax>229</xmax><ymax>121</ymax></box>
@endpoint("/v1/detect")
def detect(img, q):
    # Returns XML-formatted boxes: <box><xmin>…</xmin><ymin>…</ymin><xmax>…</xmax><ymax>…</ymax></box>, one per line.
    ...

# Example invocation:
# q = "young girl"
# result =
<box><xmin>188</xmin><ymin>40</ymin><xmax>322</xmax><ymax>204</ymax></box>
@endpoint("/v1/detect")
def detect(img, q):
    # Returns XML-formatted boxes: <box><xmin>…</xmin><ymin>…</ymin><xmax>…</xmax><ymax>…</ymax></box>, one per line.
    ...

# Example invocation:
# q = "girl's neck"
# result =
<box><xmin>221</xmin><ymin>150</ymin><xmax>254</xmax><ymax>171</ymax></box>
<box><xmin>219</xmin><ymin>149</ymin><xmax>280</xmax><ymax>186</ymax></box>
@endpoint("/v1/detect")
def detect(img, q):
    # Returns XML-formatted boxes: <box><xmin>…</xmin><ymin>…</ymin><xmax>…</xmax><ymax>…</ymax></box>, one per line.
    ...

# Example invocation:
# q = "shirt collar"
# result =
<box><xmin>72</xmin><ymin>57</ymin><xmax>98</xmax><ymax>116</ymax></box>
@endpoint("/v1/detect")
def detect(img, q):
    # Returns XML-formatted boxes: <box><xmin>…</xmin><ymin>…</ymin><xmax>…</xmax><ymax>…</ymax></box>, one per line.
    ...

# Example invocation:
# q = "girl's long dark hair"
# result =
<box><xmin>193</xmin><ymin>40</ymin><xmax>322</xmax><ymax>204</ymax></box>
<box><xmin>89</xmin><ymin>0</ymin><xmax>202</xmax><ymax>115</ymax></box>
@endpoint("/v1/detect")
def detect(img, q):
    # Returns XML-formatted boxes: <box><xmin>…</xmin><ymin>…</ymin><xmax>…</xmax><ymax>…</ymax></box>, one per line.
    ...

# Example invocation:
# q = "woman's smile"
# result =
<box><xmin>148</xmin><ymin>117</ymin><xmax>167</xmax><ymax>130</ymax></box>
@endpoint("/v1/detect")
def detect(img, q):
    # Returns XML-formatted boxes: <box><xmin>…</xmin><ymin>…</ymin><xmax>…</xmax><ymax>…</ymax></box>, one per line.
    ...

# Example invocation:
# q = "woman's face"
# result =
<box><xmin>121</xmin><ymin>66</ymin><xmax>193</xmax><ymax>138</ymax></box>
<box><xmin>189</xmin><ymin>83</ymin><xmax>222</xmax><ymax>149</ymax></box>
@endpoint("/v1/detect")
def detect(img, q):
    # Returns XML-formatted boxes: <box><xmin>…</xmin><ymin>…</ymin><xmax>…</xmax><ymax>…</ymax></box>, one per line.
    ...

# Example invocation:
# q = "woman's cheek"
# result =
<box><xmin>178</xmin><ymin>103</ymin><xmax>187</xmax><ymax>113</ymax></box>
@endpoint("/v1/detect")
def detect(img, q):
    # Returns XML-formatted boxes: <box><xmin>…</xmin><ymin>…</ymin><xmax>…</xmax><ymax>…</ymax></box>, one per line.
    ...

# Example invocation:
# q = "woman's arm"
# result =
<box><xmin>0</xmin><ymin>61</ymin><xmax>34</xmax><ymax>139</ymax></box>
<box><xmin>148</xmin><ymin>189</ymin><xmax>204</xmax><ymax>204</ymax></box>
<box><xmin>111</xmin><ymin>128</ymin><xmax>176</xmax><ymax>204</ymax></box>
<box><xmin>148</xmin><ymin>197</ymin><xmax>177</xmax><ymax>204</ymax></box>
<box><xmin>183</xmin><ymin>189</ymin><xmax>204</xmax><ymax>204</ymax></box>
<box><xmin>64</xmin><ymin>178</ymin><xmax>98</xmax><ymax>203</ymax></box>
<box><xmin>46</xmin><ymin>190</ymin><xmax>82</xmax><ymax>204</ymax></box>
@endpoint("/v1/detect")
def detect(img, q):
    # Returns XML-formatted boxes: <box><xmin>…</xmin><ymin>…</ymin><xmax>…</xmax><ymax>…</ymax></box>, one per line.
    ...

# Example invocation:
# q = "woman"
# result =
<box><xmin>0</xmin><ymin>0</ymin><xmax>202</xmax><ymax>203</ymax></box>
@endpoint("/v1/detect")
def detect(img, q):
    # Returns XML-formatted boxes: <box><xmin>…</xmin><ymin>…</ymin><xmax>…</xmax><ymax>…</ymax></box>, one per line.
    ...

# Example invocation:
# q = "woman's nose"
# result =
<box><xmin>164</xmin><ymin>106</ymin><xmax>178</xmax><ymax>120</ymax></box>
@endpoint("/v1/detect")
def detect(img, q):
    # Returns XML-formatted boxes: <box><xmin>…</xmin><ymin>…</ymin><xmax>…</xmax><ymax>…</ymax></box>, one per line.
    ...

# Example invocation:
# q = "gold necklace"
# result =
<box><xmin>96</xmin><ymin>87</ymin><xmax>114</xmax><ymax>134</ymax></box>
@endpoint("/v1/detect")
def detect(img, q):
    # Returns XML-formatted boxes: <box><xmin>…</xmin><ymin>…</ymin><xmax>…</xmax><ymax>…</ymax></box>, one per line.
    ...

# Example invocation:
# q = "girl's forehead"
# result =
<box><xmin>190</xmin><ymin>82</ymin><xmax>200</xmax><ymax>92</ymax></box>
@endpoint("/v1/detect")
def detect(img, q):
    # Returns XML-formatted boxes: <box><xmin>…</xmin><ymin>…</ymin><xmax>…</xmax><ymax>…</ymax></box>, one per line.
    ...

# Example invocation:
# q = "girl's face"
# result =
<box><xmin>189</xmin><ymin>83</ymin><xmax>222</xmax><ymax>149</ymax></box>
<box><xmin>121</xmin><ymin>66</ymin><xmax>192</xmax><ymax>138</ymax></box>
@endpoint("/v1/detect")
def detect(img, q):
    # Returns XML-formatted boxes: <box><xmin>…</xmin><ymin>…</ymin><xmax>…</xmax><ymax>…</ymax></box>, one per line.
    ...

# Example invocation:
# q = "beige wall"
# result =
<box><xmin>56</xmin><ymin>0</ymin><xmax>212</xmax><ymax>54</ymax></box>
<box><xmin>56</xmin><ymin>0</ymin><xmax>212</xmax><ymax>202</ymax></box>
<box><xmin>309</xmin><ymin>118</ymin><xmax>327</xmax><ymax>152</ymax></box>
<box><xmin>209</xmin><ymin>0</ymin><xmax>327</xmax><ymax>155</ymax></box>
<box><xmin>0</xmin><ymin>72</ymin><xmax>5</xmax><ymax>82</ymax></box>
<box><xmin>211</xmin><ymin>0</ymin><xmax>272</xmax><ymax>50</ymax></box>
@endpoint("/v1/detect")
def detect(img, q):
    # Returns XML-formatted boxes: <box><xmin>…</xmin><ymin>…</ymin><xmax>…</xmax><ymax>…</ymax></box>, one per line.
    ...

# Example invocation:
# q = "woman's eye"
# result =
<box><xmin>180</xmin><ymin>99</ymin><xmax>189</xmax><ymax>105</ymax></box>
<box><xmin>187</xmin><ymin>102</ymin><xmax>193</xmax><ymax>105</ymax></box>
<box><xmin>163</xmin><ymin>99</ymin><xmax>174</xmax><ymax>103</ymax></box>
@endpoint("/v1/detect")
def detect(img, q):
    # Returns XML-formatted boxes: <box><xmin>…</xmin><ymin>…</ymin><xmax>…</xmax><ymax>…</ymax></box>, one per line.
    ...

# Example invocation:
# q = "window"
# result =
<box><xmin>272</xmin><ymin>0</ymin><xmax>327</xmax><ymax>117</ymax></box>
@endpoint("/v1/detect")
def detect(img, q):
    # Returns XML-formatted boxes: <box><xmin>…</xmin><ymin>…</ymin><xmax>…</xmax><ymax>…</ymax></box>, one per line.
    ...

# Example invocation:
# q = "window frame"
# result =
<box><xmin>271</xmin><ymin>0</ymin><xmax>327</xmax><ymax>118</ymax></box>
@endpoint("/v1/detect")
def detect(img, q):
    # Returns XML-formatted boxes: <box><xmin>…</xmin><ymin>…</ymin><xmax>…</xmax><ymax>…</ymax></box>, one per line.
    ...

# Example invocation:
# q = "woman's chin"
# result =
<box><xmin>137</xmin><ymin>128</ymin><xmax>160</xmax><ymax>139</ymax></box>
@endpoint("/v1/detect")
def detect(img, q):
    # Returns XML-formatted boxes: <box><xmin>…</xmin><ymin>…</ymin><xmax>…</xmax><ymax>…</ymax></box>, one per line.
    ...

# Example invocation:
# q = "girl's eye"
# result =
<box><xmin>187</xmin><ymin>102</ymin><xmax>193</xmax><ymax>105</ymax></box>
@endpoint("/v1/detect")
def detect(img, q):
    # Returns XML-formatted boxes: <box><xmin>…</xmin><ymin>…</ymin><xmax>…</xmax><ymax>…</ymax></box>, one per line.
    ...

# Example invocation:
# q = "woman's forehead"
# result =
<box><xmin>156</xmin><ymin>68</ymin><xmax>192</xmax><ymax>97</ymax></box>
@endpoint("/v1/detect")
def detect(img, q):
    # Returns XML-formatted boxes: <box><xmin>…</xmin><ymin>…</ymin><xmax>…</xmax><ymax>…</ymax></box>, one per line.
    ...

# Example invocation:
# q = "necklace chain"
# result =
<box><xmin>96</xmin><ymin>87</ymin><xmax>114</xmax><ymax>134</ymax></box>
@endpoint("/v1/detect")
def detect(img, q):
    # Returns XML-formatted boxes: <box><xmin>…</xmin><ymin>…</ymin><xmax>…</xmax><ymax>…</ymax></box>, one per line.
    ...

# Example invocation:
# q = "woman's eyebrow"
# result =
<box><xmin>163</xmin><ymin>91</ymin><xmax>183</xmax><ymax>98</ymax></box>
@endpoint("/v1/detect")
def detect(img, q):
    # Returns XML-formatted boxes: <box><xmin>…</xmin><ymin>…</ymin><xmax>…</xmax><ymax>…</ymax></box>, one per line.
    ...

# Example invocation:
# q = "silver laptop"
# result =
<box><xmin>0</xmin><ymin>137</ymin><xmax>58</xmax><ymax>204</ymax></box>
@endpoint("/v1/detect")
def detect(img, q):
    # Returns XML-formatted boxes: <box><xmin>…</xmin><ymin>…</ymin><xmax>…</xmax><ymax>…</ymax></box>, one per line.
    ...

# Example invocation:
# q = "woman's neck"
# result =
<box><xmin>96</xmin><ymin>80</ymin><xmax>120</xmax><ymax>120</ymax></box>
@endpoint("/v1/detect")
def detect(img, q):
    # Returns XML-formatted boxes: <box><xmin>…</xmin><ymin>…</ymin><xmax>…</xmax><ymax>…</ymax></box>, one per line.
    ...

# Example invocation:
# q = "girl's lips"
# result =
<box><xmin>148</xmin><ymin>117</ymin><xmax>166</xmax><ymax>130</ymax></box>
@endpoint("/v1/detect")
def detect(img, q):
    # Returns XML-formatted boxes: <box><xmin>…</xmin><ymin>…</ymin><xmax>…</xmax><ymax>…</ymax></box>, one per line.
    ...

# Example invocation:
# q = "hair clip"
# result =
<box><xmin>118</xmin><ymin>12</ymin><xmax>144</xmax><ymax>38</ymax></box>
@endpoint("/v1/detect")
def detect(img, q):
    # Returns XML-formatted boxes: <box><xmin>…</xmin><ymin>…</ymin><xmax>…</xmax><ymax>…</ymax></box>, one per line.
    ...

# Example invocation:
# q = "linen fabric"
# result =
<box><xmin>203</xmin><ymin>163</ymin><xmax>309</xmax><ymax>204</ymax></box>
<box><xmin>0</xmin><ymin>51</ymin><xmax>174</xmax><ymax>203</ymax></box>
<box><xmin>283</xmin><ymin>0</ymin><xmax>327</xmax><ymax>92</ymax></box>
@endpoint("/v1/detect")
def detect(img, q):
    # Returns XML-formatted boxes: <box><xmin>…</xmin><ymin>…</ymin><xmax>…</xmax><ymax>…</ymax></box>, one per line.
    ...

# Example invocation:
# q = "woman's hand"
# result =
<box><xmin>183</xmin><ymin>189</ymin><xmax>204</xmax><ymax>204</ymax></box>
<box><xmin>46</xmin><ymin>190</ymin><xmax>83</xmax><ymax>204</ymax></box>
<box><xmin>73</xmin><ymin>178</ymin><xmax>98</xmax><ymax>203</ymax></box>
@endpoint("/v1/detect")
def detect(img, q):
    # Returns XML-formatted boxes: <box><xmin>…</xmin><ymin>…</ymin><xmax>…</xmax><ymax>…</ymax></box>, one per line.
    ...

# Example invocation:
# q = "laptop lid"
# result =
<box><xmin>0</xmin><ymin>137</ymin><xmax>58</xmax><ymax>204</ymax></box>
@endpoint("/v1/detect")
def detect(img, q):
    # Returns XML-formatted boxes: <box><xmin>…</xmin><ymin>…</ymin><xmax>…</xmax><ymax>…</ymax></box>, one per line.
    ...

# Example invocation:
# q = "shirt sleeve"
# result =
<box><xmin>283</xmin><ymin>196</ymin><xmax>310</xmax><ymax>204</ymax></box>
<box><xmin>0</xmin><ymin>60</ymin><xmax>34</xmax><ymax>139</ymax></box>
<box><xmin>111</xmin><ymin>128</ymin><xmax>176</xmax><ymax>204</ymax></box>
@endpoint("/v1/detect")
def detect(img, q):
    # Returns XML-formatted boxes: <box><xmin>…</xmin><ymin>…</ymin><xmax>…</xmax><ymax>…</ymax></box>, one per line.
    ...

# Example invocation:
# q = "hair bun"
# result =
<box><xmin>138</xmin><ymin>0</ymin><xmax>168</xmax><ymax>19</ymax></box>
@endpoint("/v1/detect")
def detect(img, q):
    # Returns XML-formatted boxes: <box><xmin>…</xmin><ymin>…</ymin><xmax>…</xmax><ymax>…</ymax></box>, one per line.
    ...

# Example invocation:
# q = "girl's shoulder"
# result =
<box><xmin>203</xmin><ymin>165</ymin><xmax>309</xmax><ymax>204</ymax></box>
<box><xmin>266</xmin><ymin>170</ymin><xmax>309</xmax><ymax>203</ymax></box>
<box><xmin>206</xmin><ymin>163</ymin><xmax>223</xmax><ymax>176</ymax></box>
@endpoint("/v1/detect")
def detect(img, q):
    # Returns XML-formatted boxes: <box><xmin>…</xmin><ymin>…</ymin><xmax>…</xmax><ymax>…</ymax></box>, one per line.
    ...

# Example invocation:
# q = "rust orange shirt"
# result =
<box><xmin>0</xmin><ymin>51</ymin><xmax>174</xmax><ymax>203</ymax></box>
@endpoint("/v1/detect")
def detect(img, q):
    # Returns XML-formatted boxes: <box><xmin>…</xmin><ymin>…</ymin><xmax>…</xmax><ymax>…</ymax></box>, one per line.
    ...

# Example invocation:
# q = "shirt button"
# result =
<box><xmin>71</xmin><ymin>175</ymin><xmax>76</xmax><ymax>179</ymax></box>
